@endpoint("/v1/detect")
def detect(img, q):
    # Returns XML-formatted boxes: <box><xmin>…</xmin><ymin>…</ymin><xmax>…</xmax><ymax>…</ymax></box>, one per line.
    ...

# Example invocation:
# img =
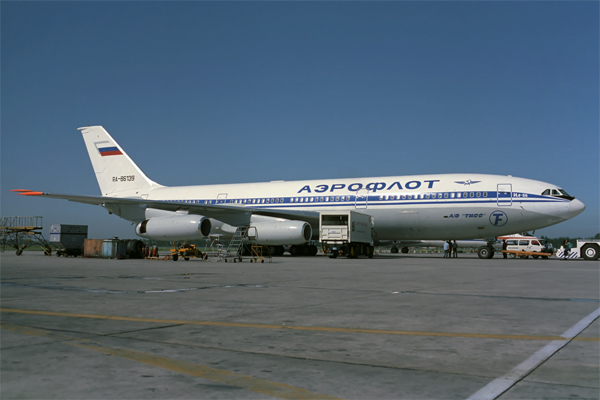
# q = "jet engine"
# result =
<box><xmin>135</xmin><ymin>215</ymin><xmax>211</xmax><ymax>241</ymax></box>
<box><xmin>246</xmin><ymin>220</ymin><xmax>312</xmax><ymax>246</ymax></box>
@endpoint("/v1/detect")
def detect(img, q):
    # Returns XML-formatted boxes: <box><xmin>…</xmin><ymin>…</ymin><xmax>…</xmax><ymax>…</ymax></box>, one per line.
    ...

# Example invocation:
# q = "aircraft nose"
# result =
<box><xmin>568</xmin><ymin>199</ymin><xmax>586</xmax><ymax>218</ymax></box>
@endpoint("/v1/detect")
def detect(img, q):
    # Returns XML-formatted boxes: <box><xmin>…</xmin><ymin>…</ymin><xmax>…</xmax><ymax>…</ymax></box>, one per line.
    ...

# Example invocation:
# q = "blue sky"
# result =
<box><xmin>2</xmin><ymin>1</ymin><xmax>598</xmax><ymax>240</ymax></box>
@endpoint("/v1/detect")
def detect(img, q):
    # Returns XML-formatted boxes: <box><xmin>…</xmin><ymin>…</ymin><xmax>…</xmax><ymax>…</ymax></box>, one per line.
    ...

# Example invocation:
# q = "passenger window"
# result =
<box><xmin>519</xmin><ymin>240</ymin><xmax>529</xmax><ymax>246</ymax></box>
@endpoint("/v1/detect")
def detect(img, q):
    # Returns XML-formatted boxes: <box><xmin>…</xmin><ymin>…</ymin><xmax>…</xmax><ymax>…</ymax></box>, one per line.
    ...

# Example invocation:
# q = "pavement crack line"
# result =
<box><xmin>466</xmin><ymin>306</ymin><xmax>600</xmax><ymax>400</ymax></box>
<box><xmin>2</xmin><ymin>308</ymin><xmax>598</xmax><ymax>342</ymax></box>
<box><xmin>0</xmin><ymin>321</ymin><xmax>343</xmax><ymax>400</ymax></box>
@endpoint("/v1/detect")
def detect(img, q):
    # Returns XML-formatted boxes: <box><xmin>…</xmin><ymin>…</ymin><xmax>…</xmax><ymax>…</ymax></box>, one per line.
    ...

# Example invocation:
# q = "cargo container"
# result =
<box><xmin>49</xmin><ymin>224</ymin><xmax>88</xmax><ymax>257</ymax></box>
<box><xmin>83</xmin><ymin>239</ymin><xmax>104</xmax><ymax>258</ymax></box>
<box><xmin>102</xmin><ymin>239</ymin><xmax>127</xmax><ymax>259</ymax></box>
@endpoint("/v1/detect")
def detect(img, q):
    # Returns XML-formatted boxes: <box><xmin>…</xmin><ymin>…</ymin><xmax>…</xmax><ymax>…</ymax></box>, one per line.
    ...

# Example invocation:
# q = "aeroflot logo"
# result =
<box><xmin>297</xmin><ymin>180</ymin><xmax>440</xmax><ymax>194</ymax></box>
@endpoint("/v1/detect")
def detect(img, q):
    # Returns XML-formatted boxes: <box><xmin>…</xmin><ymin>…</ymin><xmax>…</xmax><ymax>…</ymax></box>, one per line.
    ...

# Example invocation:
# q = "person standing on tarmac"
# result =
<box><xmin>452</xmin><ymin>240</ymin><xmax>458</xmax><ymax>258</ymax></box>
<box><xmin>563</xmin><ymin>240</ymin><xmax>573</xmax><ymax>259</ymax></box>
<box><xmin>443</xmin><ymin>241</ymin><xmax>450</xmax><ymax>258</ymax></box>
<box><xmin>502</xmin><ymin>240</ymin><xmax>508</xmax><ymax>259</ymax></box>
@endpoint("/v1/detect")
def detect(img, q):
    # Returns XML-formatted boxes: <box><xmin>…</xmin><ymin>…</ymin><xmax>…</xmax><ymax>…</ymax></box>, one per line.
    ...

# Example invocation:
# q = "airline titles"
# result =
<box><xmin>297</xmin><ymin>180</ymin><xmax>440</xmax><ymax>194</ymax></box>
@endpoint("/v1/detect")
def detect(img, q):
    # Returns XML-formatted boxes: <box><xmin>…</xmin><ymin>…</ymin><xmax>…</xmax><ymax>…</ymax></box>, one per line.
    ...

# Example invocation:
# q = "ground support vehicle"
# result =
<box><xmin>320</xmin><ymin>211</ymin><xmax>374</xmax><ymax>259</ymax></box>
<box><xmin>169</xmin><ymin>241</ymin><xmax>206</xmax><ymax>261</ymax></box>
<box><xmin>557</xmin><ymin>240</ymin><xmax>600</xmax><ymax>261</ymax></box>
<box><xmin>479</xmin><ymin>234</ymin><xmax>551</xmax><ymax>259</ymax></box>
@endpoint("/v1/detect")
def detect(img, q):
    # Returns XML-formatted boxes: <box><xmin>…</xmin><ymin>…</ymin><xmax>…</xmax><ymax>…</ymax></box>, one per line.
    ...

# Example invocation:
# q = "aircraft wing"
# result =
<box><xmin>13</xmin><ymin>190</ymin><xmax>319</xmax><ymax>227</ymax></box>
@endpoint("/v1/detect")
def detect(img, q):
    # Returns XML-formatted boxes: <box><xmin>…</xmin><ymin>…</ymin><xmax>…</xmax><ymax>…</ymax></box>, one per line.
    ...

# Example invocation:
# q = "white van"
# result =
<box><xmin>499</xmin><ymin>235</ymin><xmax>552</xmax><ymax>259</ymax></box>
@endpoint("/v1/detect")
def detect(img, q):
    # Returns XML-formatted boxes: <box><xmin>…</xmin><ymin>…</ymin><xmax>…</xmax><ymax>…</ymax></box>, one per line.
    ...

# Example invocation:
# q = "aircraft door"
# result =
<box><xmin>497</xmin><ymin>184</ymin><xmax>512</xmax><ymax>206</ymax></box>
<box><xmin>247</xmin><ymin>226</ymin><xmax>257</xmax><ymax>240</ymax></box>
<box><xmin>216</xmin><ymin>193</ymin><xmax>228</xmax><ymax>204</ymax></box>
<box><xmin>355</xmin><ymin>189</ymin><xmax>369</xmax><ymax>209</ymax></box>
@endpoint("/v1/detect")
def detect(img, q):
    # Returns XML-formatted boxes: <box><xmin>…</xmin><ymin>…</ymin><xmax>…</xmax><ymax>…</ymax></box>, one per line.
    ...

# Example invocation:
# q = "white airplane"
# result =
<box><xmin>14</xmin><ymin>126</ymin><xmax>585</xmax><ymax>258</ymax></box>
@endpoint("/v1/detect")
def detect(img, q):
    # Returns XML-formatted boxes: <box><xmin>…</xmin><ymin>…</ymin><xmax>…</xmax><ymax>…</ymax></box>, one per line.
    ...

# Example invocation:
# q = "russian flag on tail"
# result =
<box><xmin>98</xmin><ymin>146</ymin><xmax>122</xmax><ymax>156</ymax></box>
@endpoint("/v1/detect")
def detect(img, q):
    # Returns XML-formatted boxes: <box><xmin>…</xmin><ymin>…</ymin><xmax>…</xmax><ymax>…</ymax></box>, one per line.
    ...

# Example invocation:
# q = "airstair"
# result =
<box><xmin>204</xmin><ymin>235</ymin><xmax>226</xmax><ymax>262</ymax></box>
<box><xmin>224</xmin><ymin>226</ymin><xmax>248</xmax><ymax>262</ymax></box>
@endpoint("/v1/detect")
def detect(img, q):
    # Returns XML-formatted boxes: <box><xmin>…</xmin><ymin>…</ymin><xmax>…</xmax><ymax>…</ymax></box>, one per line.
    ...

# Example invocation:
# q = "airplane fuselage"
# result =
<box><xmin>122</xmin><ymin>173</ymin><xmax>583</xmax><ymax>241</ymax></box>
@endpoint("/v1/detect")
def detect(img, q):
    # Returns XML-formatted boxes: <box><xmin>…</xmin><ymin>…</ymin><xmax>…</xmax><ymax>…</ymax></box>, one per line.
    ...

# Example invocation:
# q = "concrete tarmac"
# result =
<box><xmin>1</xmin><ymin>251</ymin><xmax>598</xmax><ymax>400</ymax></box>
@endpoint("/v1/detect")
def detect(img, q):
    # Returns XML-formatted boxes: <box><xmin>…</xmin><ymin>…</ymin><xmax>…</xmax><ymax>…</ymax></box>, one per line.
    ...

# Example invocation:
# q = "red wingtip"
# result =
<box><xmin>18</xmin><ymin>191</ymin><xmax>44</xmax><ymax>196</ymax></box>
<box><xmin>11</xmin><ymin>189</ymin><xmax>32</xmax><ymax>192</ymax></box>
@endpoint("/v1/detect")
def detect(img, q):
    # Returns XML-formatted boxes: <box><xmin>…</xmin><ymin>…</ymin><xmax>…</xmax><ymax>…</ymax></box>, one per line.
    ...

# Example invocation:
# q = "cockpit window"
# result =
<box><xmin>542</xmin><ymin>188</ymin><xmax>574</xmax><ymax>201</ymax></box>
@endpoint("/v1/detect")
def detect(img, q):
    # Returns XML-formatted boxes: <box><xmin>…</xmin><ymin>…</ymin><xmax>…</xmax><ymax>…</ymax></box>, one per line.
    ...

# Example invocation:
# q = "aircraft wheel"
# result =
<box><xmin>172</xmin><ymin>254</ymin><xmax>178</xmax><ymax>261</ymax></box>
<box><xmin>401</xmin><ymin>247</ymin><xmax>409</xmax><ymax>254</ymax></box>
<box><xmin>582</xmin><ymin>243</ymin><xmax>599</xmax><ymax>260</ymax></box>
<box><xmin>390</xmin><ymin>247</ymin><xmax>399</xmax><ymax>254</ymax></box>
<box><xmin>477</xmin><ymin>246</ymin><xmax>494</xmax><ymax>259</ymax></box>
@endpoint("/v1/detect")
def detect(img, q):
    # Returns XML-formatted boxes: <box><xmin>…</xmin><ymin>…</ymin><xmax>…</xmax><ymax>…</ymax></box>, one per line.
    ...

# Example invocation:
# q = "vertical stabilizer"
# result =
<box><xmin>78</xmin><ymin>126</ymin><xmax>163</xmax><ymax>196</ymax></box>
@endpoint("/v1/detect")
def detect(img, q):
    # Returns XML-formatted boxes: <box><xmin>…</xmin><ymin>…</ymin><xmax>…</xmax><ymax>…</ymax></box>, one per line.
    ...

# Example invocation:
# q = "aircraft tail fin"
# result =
<box><xmin>78</xmin><ymin>126</ymin><xmax>163</xmax><ymax>196</ymax></box>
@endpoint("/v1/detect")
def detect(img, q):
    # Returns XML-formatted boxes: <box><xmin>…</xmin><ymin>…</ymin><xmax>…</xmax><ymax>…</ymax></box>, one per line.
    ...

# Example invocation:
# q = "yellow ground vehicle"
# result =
<box><xmin>170</xmin><ymin>242</ymin><xmax>206</xmax><ymax>261</ymax></box>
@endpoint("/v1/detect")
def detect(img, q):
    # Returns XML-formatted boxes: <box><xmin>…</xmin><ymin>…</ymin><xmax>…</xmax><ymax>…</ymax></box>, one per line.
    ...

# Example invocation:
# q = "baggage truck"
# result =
<box><xmin>320</xmin><ymin>211</ymin><xmax>374</xmax><ymax>258</ymax></box>
<box><xmin>49</xmin><ymin>224</ymin><xmax>88</xmax><ymax>257</ymax></box>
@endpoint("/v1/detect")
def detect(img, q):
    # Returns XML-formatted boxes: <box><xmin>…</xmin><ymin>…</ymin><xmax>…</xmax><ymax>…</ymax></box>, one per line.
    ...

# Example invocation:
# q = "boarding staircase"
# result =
<box><xmin>224</xmin><ymin>226</ymin><xmax>248</xmax><ymax>262</ymax></box>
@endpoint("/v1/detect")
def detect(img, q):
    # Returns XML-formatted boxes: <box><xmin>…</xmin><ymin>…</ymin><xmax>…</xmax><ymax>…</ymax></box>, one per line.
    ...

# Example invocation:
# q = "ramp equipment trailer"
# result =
<box><xmin>501</xmin><ymin>250</ymin><xmax>552</xmax><ymax>259</ymax></box>
<box><xmin>320</xmin><ymin>211</ymin><xmax>374</xmax><ymax>258</ymax></box>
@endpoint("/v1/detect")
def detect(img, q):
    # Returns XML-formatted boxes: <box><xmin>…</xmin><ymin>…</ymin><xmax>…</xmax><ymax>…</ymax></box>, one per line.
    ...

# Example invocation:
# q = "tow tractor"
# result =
<box><xmin>169</xmin><ymin>241</ymin><xmax>206</xmax><ymax>261</ymax></box>
<box><xmin>557</xmin><ymin>240</ymin><xmax>600</xmax><ymax>261</ymax></box>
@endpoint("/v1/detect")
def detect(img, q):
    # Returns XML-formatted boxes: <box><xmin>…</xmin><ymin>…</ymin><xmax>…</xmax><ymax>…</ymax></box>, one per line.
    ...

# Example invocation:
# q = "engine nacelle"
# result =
<box><xmin>246</xmin><ymin>220</ymin><xmax>312</xmax><ymax>246</ymax></box>
<box><xmin>135</xmin><ymin>215</ymin><xmax>211</xmax><ymax>241</ymax></box>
